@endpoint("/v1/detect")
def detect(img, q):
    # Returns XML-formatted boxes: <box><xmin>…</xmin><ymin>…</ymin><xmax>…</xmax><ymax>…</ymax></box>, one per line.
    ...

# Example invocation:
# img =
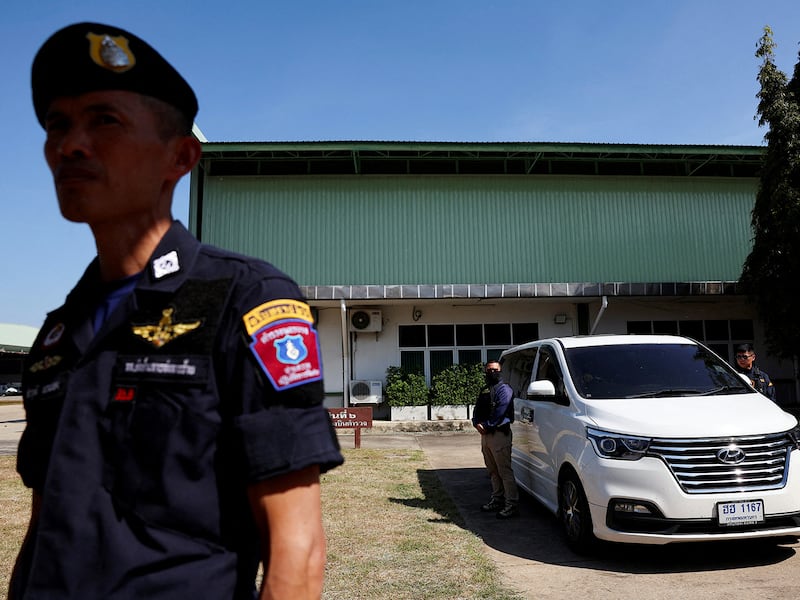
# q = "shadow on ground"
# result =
<box><xmin>396</xmin><ymin>465</ymin><xmax>797</xmax><ymax>575</ymax></box>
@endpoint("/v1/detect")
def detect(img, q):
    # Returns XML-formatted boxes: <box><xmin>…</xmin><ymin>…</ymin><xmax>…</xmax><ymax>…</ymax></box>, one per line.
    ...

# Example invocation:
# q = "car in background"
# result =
<box><xmin>1</xmin><ymin>384</ymin><xmax>21</xmax><ymax>396</ymax></box>
<box><xmin>502</xmin><ymin>335</ymin><xmax>800</xmax><ymax>552</ymax></box>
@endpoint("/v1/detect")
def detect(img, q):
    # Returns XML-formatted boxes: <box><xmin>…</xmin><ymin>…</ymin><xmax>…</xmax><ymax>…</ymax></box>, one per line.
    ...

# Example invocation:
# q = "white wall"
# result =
<box><xmin>314</xmin><ymin>297</ymin><xmax>792</xmax><ymax>407</ymax></box>
<box><xmin>316</xmin><ymin>299</ymin><xmax>589</xmax><ymax>399</ymax></box>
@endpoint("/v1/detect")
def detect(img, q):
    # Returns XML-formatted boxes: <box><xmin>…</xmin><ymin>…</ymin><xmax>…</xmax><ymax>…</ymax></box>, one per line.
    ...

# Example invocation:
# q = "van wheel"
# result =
<box><xmin>559</xmin><ymin>472</ymin><xmax>595</xmax><ymax>553</ymax></box>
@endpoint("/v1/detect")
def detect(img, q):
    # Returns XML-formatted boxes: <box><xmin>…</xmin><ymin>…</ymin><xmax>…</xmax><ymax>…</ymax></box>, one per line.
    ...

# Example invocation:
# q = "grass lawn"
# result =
<box><xmin>0</xmin><ymin>450</ymin><xmax>521</xmax><ymax>599</ymax></box>
<box><xmin>0</xmin><ymin>456</ymin><xmax>27</xmax><ymax>594</ymax></box>
<box><xmin>322</xmin><ymin>448</ymin><xmax>521</xmax><ymax>599</ymax></box>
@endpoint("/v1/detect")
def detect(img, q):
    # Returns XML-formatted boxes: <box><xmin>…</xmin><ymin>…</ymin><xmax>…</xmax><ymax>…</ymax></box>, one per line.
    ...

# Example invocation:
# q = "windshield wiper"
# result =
<box><xmin>699</xmin><ymin>385</ymin><xmax>748</xmax><ymax>396</ymax></box>
<box><xmin>626</xmin><ymin>389</ymin><xmax>704</xmax><ymax>398</ymax></box>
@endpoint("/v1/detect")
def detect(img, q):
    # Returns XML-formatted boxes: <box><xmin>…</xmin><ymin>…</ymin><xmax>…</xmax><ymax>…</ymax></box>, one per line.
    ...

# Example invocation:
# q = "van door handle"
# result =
<box><xmin>521</xmin><ymin>407</ymin><xmax>534</xmax><ymax>423</ymax></box>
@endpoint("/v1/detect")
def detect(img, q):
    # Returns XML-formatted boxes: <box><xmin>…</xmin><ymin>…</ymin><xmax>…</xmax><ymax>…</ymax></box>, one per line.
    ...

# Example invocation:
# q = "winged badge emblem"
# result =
<box><xmin>132</xmin><ymin>308</ymin><xmax>201</xmax><ymax>348</ymax></box>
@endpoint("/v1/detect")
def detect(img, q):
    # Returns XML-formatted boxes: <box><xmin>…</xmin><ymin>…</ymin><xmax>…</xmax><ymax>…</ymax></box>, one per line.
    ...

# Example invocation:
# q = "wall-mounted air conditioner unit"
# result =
<box><xmin>349</xmin><ymin>309</ymin><xmax>382</xmax><ymax>332</ymax></box>
<box><xmin>349</xmin><ymin>380</ymin><xmax>383</xmax><ymax>404</ymax></box>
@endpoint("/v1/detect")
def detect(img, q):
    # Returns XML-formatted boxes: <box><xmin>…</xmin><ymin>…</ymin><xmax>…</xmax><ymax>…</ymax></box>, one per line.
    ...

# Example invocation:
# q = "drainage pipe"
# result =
<box><xmin>589</xmin><ymin>296</ymin><xmax>608</xmax><ymax>335</ymax></box>
<box><xmin>341</xmin><ymin>299</ymin><xmax>350</xmax><ymax>406</ymax></box>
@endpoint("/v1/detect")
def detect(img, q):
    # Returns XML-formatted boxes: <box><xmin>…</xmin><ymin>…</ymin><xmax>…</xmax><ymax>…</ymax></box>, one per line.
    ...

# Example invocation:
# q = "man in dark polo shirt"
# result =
<box><xmin>472</xmin><ymin>360</ymin><xmax>518</xmax><ymax>519</ymax></box>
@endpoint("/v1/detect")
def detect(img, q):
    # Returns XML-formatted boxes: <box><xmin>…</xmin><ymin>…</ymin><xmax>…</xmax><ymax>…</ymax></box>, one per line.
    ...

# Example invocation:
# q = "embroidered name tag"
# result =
<box><xmin>24</xmin><ymin>380</ymin><xmax>61</xmax><ymax>400</ymax></box>
<box><xmin>116</xmin><ymin>356</ymin><xmax>209</xmax><ymax>383</ymax></box>
<box><xmin>243</xmin><ymin>300</ymin><xmax>323</xmax><ymax>390</ymax></box>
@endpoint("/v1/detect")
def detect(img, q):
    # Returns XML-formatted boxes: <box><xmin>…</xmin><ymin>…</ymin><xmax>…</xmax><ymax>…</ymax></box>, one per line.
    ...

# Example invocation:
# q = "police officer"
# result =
<box><xmin>733</xmin><ymin>343</ymin><xmax>777</xmax><ymax>403</ymax></box>
<box><xmin>10</xmin><ymin>22</ymin><xmax>343</xmax><ymax>599</ymax></box>
<box><xmin>472</xmin><ymin>361</ymin><xmax>518</xmax><ymax>519</ymax></box>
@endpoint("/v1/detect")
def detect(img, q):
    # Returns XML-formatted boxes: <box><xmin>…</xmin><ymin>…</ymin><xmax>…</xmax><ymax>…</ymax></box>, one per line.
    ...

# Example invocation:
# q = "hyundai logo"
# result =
<box><xmin>716</xmin><ymin>446</ymin><xmax>746</xmax><ymax>464</ymax></box>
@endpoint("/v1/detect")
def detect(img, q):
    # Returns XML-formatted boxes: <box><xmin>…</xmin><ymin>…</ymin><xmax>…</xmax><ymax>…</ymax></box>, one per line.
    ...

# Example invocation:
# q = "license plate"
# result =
<box><xmin>717</xmin><ymin>500</ymin><xmax>764</xmax><ymax>526</ymax></box>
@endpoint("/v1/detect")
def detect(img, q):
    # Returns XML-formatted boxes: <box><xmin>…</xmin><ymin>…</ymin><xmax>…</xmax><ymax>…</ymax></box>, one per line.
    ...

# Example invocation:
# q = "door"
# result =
<box><xmin>505</xmin><ymin>347</ymin><xmax>537</xmax><ymax>494</ymax></box>
<box><xmin>523</xmin><ymin>344</ymin><xmax>570</xmax><ymax>512</ymax></box>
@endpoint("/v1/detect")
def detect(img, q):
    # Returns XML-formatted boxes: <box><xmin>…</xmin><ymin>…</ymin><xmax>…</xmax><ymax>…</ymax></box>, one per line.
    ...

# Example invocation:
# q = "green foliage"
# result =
<box><xmin>740</xmin><ymin>26</ymin><xmax>800</xmax><ymax>359</ymax></box>
<box><xmin>430</xmin><ymin>363</ymin><xmax>486</xmax><ymax>405</ymax></box>
<box><xmin>385</xmin><ymin>366</ymin><xmax>429</xmax><ymax>406</ymax></box>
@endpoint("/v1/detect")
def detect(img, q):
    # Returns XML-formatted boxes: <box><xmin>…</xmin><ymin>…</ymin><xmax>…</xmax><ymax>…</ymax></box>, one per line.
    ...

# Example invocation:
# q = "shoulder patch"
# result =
<box><xmin>244</xmin><ymin>300</ymin><xmax>322</xmax><ymax>390</ymax></box>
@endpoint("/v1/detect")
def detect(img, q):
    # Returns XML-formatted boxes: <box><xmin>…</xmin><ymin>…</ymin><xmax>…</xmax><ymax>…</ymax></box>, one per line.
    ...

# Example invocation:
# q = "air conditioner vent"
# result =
<box><xmin>349</xmin><ymin>309</ymin><xmax>382</xmax><ymax>332</ymax></box>
<box><xmin>349</xmin><ymin>380</ymin><xmax>383</xmax><ymax>404</ymax></box>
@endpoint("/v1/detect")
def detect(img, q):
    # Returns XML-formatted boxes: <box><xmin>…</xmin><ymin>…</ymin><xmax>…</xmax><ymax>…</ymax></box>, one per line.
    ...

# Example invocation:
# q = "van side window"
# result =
<box><xmin>536</xmin><ymin>346</ymin><xmax>566</xmax><ymax>398</ymax></box>
<box><xmin>505</xmin><ymin>348</ymin><xmax>537</xmax><ymax>398</ymax></box>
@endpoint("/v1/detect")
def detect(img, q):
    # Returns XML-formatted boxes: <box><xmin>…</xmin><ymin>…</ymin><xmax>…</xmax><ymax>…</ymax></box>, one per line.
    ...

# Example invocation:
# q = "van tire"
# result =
<box><xmin>558</xmin><ymin>471</ymin><xmax>596</xmax><ymax>553</ymax></box>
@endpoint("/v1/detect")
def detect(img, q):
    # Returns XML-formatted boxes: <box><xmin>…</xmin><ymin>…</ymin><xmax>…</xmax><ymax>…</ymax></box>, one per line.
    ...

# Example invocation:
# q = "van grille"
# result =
<box><xmin>647</xmin><ymin>433</ymin><xmax>794</xmax><ymax>494</ymax></box>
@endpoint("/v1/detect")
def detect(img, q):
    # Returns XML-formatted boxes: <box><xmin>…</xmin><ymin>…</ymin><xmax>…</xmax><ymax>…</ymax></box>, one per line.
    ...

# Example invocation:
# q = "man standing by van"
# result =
<box><xmin>472</xmin><ymin>361</ymin><xmax>518</xmax><ymax>519</ymax></box>
<box><xmin>733</xmin><ymin>343</ymin><xmax>777</xmax><ymax>402</ymax></box>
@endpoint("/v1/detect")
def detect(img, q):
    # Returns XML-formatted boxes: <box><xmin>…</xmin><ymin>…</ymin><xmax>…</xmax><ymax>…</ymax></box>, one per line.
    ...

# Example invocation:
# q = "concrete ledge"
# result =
<box><xmin>0</xmin><ymin>398</ymin><xmax>476</xmax><ymax>433</ymax></box>
<box><xmin>340</xmin><ymin>419</ymin><xmax>473</xmax><ymax>433</ymax></box>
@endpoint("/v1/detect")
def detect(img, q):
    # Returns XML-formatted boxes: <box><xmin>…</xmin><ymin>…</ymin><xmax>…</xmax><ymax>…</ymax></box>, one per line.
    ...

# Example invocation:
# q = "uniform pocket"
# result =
<box><xmin>18</xmin><ymin>375</ymin><xmax>69</xmax><ymax>490</ymax></box>
<box><xmin>101</xmin><ymin>355</ymin><xmax>222</xmax><ymax>541</ymax></box>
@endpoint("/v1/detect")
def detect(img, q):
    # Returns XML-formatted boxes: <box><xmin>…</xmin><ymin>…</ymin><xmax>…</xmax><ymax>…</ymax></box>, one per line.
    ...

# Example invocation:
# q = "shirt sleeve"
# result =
<box><xmin>224</xmin><ymin>274</ymin><xmax>343</xmax><ymax>483</ymax></box>
<box><xmin>763</xmin><ymin>372</ymin><xmax>777</xmax><ymax>402</ymax></box>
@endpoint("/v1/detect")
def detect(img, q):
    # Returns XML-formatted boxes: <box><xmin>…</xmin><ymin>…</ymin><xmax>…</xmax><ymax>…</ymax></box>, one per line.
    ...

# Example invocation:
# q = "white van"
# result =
<box><xmin>501</xmin><ymin>334</ymin><xmax>800</xmax><ymax>552</ymax></box>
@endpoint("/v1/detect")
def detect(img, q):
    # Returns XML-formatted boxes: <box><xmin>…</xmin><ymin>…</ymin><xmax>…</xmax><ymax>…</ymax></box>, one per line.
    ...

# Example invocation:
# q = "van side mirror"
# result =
<box><xmin>527</xmin><ymin>380</ymin><xmax>556</xmax><ymax>398</ymax></box>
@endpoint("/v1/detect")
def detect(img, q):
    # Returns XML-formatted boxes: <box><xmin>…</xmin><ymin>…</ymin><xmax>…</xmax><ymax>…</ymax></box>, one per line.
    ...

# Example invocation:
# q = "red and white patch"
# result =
<box><xmin>248</xmin><ymin>319</ymin><xmax>323</xmax><ymax>390</ymax></box>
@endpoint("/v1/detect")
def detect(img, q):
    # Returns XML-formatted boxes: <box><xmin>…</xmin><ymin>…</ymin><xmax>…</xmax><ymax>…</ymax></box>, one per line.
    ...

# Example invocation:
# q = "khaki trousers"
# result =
<box><xmin>480</xmin><ymin>429</ymin><xmax>519</xmax><ymax>507</ymax></box>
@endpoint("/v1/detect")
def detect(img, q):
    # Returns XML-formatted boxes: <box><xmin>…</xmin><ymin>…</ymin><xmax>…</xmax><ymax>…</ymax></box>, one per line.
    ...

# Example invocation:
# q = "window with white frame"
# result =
<box><xmin>399</xmin><ymin>322</ymin><xmax>538</xmax><ymax>383</ymax></box>
<box><xmin>626</xmin><ymin>319</ymin><xmax>754</xmax><ymax>362</ymax></box>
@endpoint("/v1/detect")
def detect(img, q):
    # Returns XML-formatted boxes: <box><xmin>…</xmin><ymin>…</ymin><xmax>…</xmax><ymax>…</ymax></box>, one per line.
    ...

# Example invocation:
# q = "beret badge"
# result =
<box><xmin>87</xmin><ymin>32</ymin><xmax>135</xmax><ymax>72</ymax></box>
<box><xmin>32</xmin><ymin>22</ymin><xmax>198</xmax><ymax>128</ymax></box>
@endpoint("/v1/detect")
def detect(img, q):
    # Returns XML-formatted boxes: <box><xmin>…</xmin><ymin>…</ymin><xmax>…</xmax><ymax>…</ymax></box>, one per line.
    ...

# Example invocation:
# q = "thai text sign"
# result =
<box><xmin>328</xmin><ymin>407</ymin><xmax>373</xmax><ymax>428</ymax></box>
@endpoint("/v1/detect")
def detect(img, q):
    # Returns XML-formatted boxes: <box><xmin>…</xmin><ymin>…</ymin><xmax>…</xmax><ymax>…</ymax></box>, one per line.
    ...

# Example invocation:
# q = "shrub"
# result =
<box><xmin>431</xmin><ymin>363</ymin><xmax>485</xmax><ymax>405</ymax></box>
<box><xmin>385</xmin><ymin>366</ymin><xmax>429</xmax><ymax>406</ymax></box>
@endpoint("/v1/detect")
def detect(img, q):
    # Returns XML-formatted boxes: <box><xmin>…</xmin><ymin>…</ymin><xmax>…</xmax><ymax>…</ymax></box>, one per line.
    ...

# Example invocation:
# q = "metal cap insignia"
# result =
<box><xmin>86</xmin><ymin>33</ymin><xmax>135</xmax><ymax>72</ymax></box>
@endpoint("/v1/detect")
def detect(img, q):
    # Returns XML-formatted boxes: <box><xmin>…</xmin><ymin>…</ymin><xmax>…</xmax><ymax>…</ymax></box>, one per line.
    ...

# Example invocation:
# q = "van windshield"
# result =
<box><xmin>563</xmin><ymin>343</ymin><xmax>751</xmax><ymax>399</ymax></box>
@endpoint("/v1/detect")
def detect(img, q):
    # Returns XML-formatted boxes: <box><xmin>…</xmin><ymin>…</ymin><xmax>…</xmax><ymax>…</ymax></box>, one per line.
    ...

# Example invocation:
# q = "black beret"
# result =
<box><xmin>32</xmin><ymin>22</ymin><xmax>198</xmax><ymax>128</ymax></box>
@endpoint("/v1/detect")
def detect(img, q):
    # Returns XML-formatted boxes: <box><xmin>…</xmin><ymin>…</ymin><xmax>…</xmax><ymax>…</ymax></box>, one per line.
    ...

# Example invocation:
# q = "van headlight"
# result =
<box><xmin>587</xmin><ymin>428</ymin><xmax>651</xmax><ymax>460</ymax></box>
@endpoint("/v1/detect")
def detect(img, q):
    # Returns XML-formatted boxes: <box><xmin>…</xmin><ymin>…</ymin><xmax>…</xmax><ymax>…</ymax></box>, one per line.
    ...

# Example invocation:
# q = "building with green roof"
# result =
<box><xmin>190</xmin><ymin>141</ymin><xmax>795</xmax><ymax>410</ymax></box>
<box><xmin>0</xmin><ymin>323</ymin><xmax>37</xmax><ymax>390</ymax></box>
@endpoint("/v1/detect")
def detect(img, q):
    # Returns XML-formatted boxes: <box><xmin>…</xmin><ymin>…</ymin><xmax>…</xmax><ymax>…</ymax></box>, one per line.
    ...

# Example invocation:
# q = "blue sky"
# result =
<box><xmin>1</xmin><ymin>1</ymin><xmax>799</xmax><ymax>328</ymax></box>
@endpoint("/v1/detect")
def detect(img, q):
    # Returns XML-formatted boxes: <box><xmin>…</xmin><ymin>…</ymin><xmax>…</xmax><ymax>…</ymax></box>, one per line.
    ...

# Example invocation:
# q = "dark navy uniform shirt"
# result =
<box><xmin>471</xmin><ymin>380</ymin><xmax>513</xmax><ymax>430</ymax></box>
<box><xmin>12</xmin><ymin>222</ymin><xmax>343</xmax><ymax>599</ymax></box>
<box><xmin>736</xmin><ymin>365</ymin><xmax>777</xmax><ymax>403</ymax></box>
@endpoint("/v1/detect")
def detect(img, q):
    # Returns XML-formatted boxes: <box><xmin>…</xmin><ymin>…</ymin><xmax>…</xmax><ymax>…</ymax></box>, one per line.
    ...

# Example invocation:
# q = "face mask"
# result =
<box><xmin>485</xmin><ymin>372</ymin><xmax>500</xmax><ymax>385</ymax></box>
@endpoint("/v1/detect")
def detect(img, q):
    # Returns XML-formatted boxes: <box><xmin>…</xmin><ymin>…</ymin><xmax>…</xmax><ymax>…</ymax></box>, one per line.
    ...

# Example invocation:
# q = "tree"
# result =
<box><xmin>740</xmin><ymin>26</ymin><xmax>800</xmax><ymax>360</ymax></box>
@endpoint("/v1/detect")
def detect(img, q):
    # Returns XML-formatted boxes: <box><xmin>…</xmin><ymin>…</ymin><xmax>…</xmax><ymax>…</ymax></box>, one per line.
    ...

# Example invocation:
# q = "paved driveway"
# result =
<box><xmin>5</xmin><ymin>407</ymin><xmax>799</xmax><ymax>599</ymax></box>
<box><xmin>0</xmin><ymin>402</ymin><xmax>24</xmax><ymax>455</ymax></box>
<box><xmin>346</xmin><ymin>429</ymin><xmax>800</xmax><ymax>600</ymax></box>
